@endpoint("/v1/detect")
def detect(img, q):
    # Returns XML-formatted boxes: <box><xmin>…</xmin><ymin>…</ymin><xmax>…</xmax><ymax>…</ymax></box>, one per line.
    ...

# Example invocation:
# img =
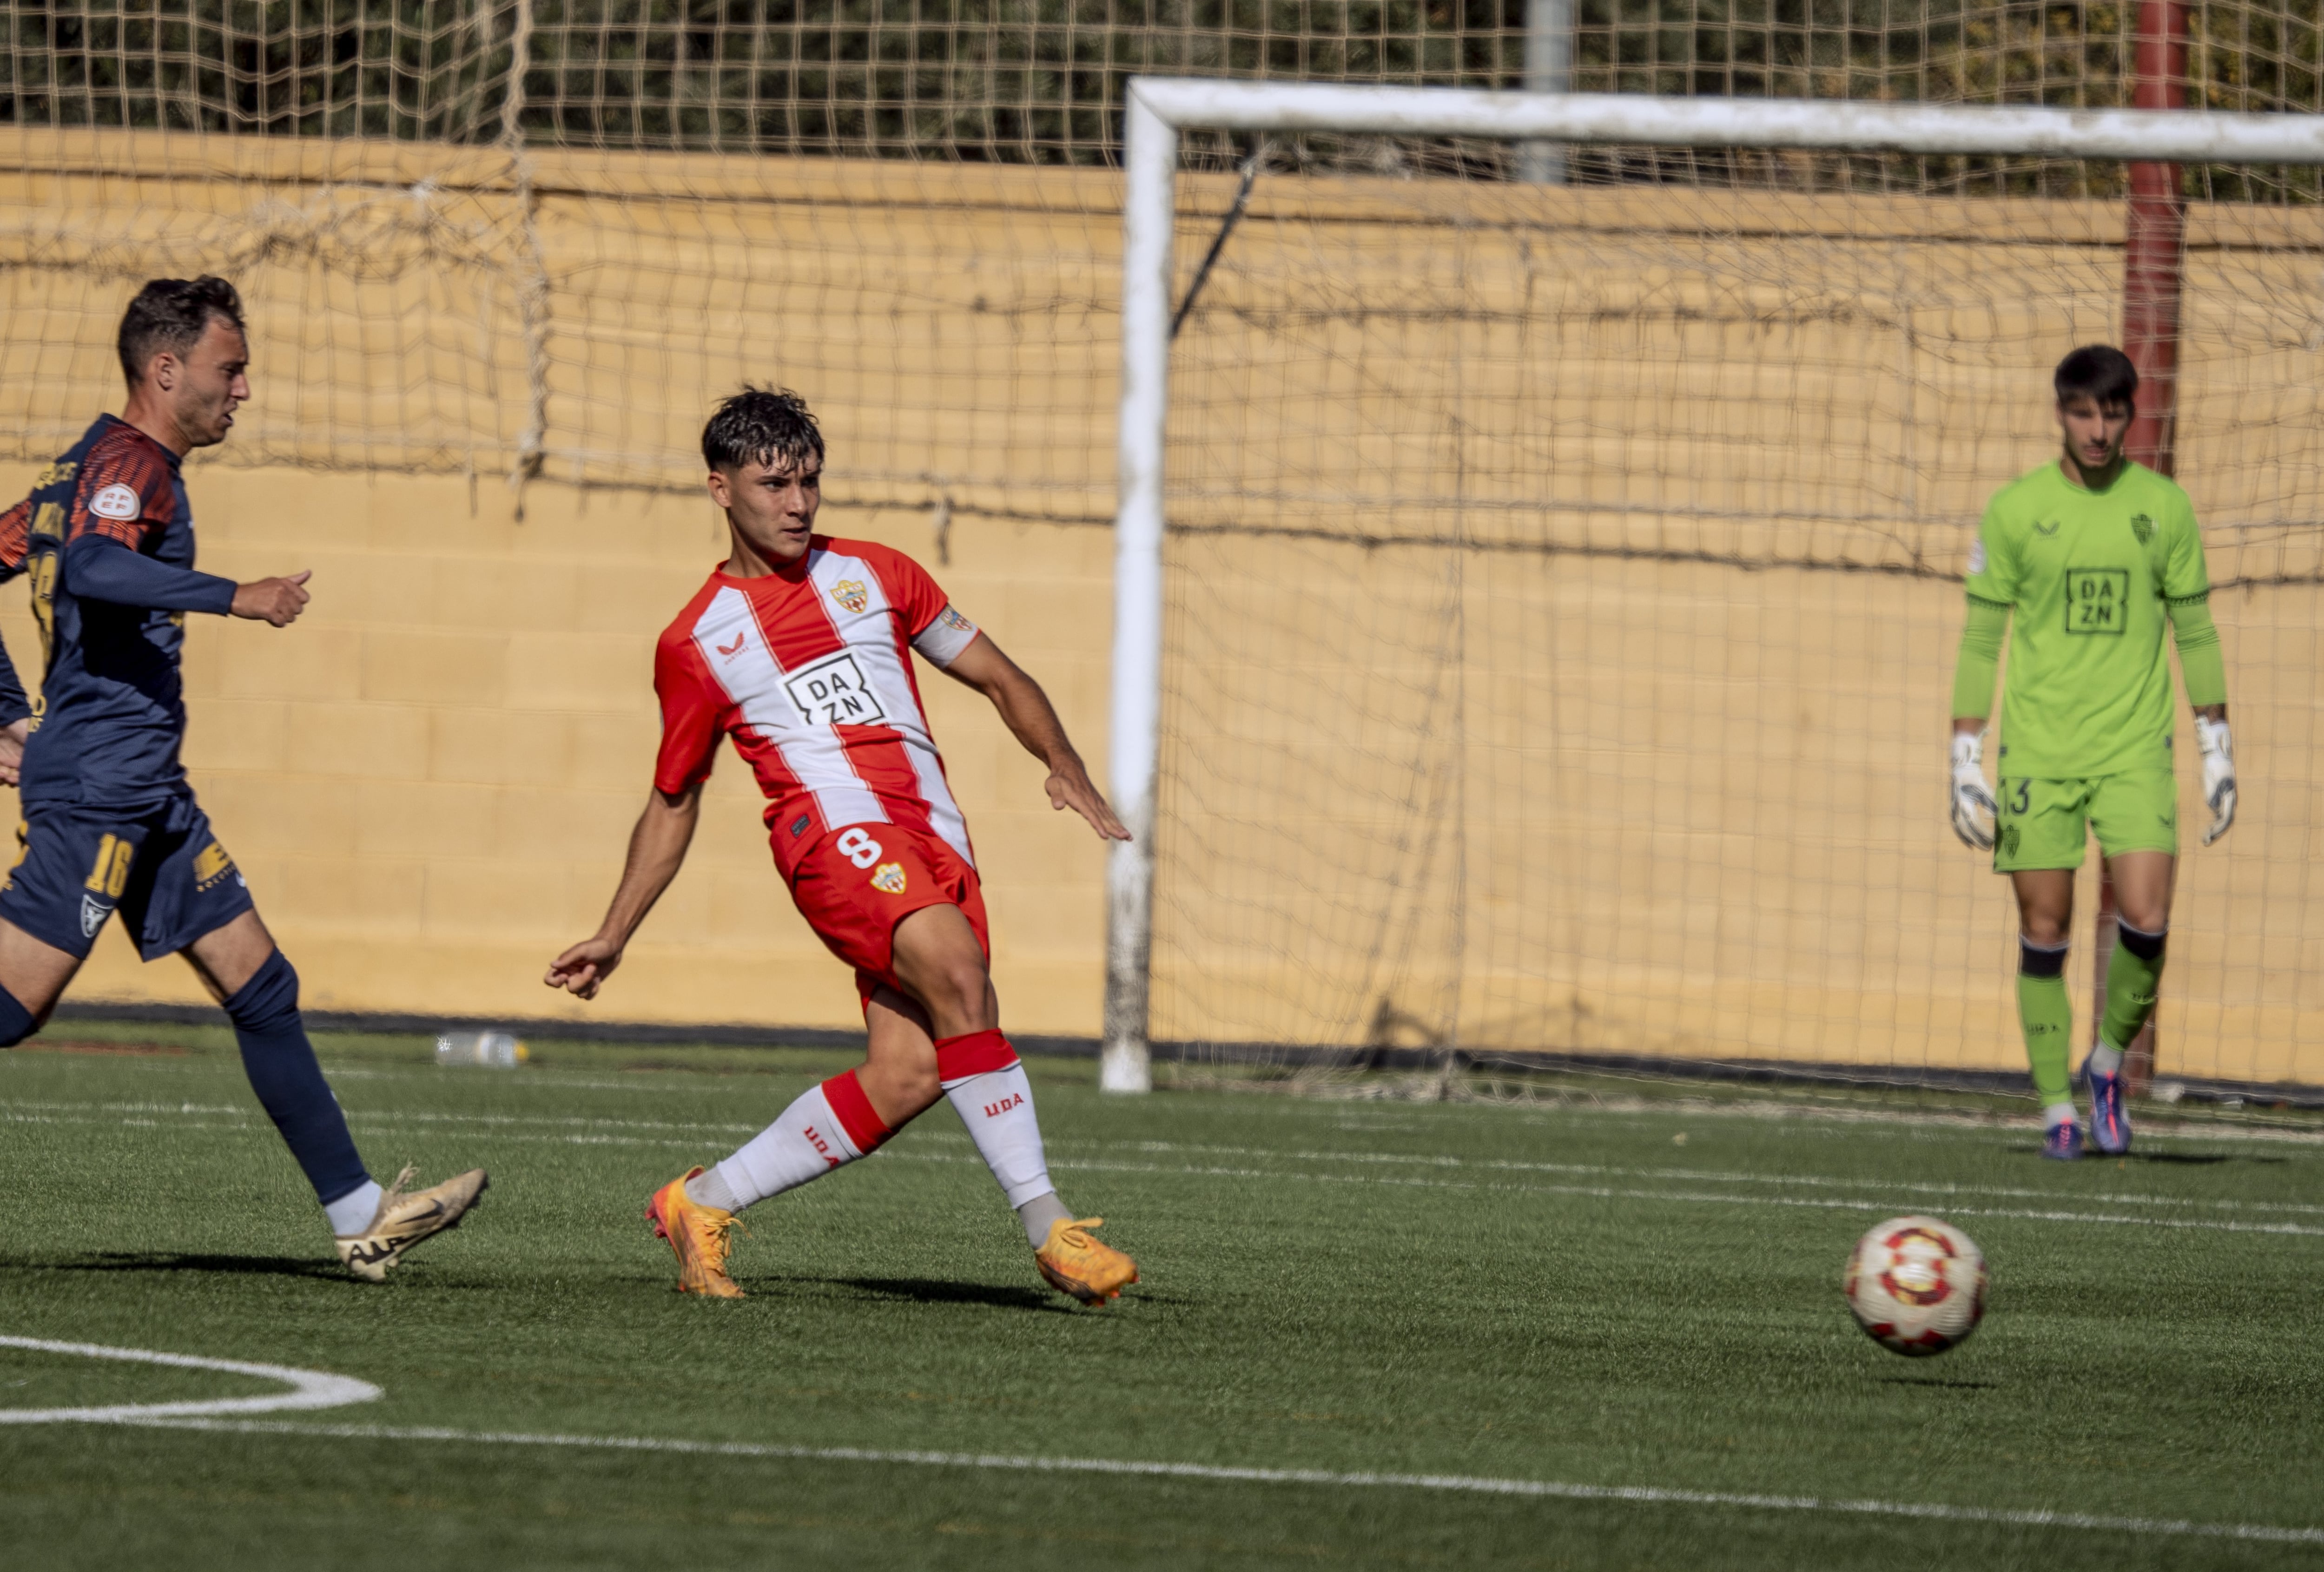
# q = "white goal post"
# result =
<box><xmin>1098</xmin><ymin>79</ymin><xmax>2324</xmax><ymax>1095</ymax></box>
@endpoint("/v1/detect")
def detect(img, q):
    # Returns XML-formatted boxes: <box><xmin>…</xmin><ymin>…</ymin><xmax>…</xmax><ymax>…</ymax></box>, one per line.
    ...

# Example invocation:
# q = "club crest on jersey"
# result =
<box><xmin>79</xmin><ymin>894</ymin><xmax>111</xmax><ymax>938</ymax></box>
<box><xmin>870</xmin><ymin>861</ymin><xmax>907</xmax><ymax>895</ymax></box>
<box><xmin>830</xmin><ymin>579</ymin><xmax>870</xmax><ymax>614</ymax></box>
<box><xmin>87</xmin><ymin>482</ymin><xmax>140</xmax><ymax>522</ymax></box>
<box><xmin>2130</xmin><ymin>512</ymin><xmax>2155</xmax><ymax>545</ymax></box>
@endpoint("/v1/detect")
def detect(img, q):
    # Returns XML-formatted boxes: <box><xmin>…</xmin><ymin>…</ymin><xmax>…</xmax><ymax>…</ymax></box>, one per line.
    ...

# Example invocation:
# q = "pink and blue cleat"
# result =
<box><xmin>2084</xmin><ymin>1064</ymin><xmax>2133</xmax><ymax>1156</ymax></box>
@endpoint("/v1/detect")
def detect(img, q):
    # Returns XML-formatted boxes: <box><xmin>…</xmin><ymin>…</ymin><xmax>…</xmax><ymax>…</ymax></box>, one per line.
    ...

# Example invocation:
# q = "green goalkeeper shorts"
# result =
<box><xmin>1993</xmin><ymin>767</ymin><xmax>2179</xmax><ymax>871</ymax></box>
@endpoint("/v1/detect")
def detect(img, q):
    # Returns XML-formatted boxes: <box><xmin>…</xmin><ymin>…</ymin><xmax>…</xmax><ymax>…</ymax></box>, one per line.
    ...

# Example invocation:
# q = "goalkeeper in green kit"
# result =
<box><xmin>1948</xmin><ymin>345</ymin><xmax>2235</xmax><ymax>1160</ymax></box>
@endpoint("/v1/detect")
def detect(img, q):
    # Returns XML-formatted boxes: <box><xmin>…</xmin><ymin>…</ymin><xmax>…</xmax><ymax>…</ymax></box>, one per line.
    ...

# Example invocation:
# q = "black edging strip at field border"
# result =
<box><xmin>47</xmin><ymin>1000</ymin><xmax>2324</xmax><ymax>1110</ymax></box>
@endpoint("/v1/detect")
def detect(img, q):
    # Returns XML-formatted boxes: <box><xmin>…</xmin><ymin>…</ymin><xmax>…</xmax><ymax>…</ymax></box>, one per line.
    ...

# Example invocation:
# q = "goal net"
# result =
<box><xmin>3</xmin><ymin>2</ymin><xmax>2322</xmax><ymax>1100</ymax></box>
<box><xmin>1115</xmin><ymin>86</ymin><xmax>2324</xmax><ymax>1101</ymax></box>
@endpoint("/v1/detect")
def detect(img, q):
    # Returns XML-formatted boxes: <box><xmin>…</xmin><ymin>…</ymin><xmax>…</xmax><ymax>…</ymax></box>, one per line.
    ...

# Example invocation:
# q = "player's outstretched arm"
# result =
<box><xmin>942</xmin><ymin>636</ymin><xmax>1130</xmax><ymax>842</ymax></box>
<box><xmin>545</xmin><ymin>784</ymin><xmax>703</xmax><ymax>999</ymax></box>
<box><xmin>229</xmin><ymin>569</ymin><xmax>312</xmax><ymax>627</ymax></box>
<box><xmin>63</xmin><ymin>529</ymin><xmax>304</xmax><ymax>622</ymax></box>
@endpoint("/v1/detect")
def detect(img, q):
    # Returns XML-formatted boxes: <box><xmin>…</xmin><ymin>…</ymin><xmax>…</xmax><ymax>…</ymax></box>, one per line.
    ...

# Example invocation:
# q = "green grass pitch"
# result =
<box><xmin>1</xmin><ymin>1027</ymin><xmax>2320</xmax><ymax>1569</ymax></box>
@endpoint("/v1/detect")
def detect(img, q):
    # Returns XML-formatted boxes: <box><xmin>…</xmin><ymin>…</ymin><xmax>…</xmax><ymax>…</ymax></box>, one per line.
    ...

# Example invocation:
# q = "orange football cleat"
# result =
<box><xmin>1034</xmin><ymin>1217</ymin><xmax>1138</xmax><ymax>1306</ymax></box>
<box><xmin>646</xmin><ymin>1167</ymin><xmax>746</xmax><ymax>1298</ymax></box>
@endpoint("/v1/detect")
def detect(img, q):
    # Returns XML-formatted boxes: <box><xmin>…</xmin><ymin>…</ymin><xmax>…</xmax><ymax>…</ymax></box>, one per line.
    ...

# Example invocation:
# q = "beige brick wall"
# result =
<box><xmin>3</xmin><ymin>131</ymin><xmax>2321</xmax><ymax>1082</ymax></box>
<box><xmin>0</xmin><ymin>470</ymin><xmax>1117</xmax><ymax>1034</ymax></box>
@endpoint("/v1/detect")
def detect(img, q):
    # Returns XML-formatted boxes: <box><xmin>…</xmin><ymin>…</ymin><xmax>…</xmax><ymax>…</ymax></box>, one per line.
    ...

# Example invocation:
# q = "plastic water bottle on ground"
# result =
<box><xmin>435</xmin><ymin>1031</ymin><xmax>528</xmax><ymax>1069</ymax></box>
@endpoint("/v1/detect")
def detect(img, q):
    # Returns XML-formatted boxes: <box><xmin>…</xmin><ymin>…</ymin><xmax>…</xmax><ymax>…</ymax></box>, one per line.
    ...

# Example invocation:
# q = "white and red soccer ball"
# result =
<box><xmin>1844</xmin><ymin>1215</ymin><xmax>1987</xmax><ymax>1356</ymax></box>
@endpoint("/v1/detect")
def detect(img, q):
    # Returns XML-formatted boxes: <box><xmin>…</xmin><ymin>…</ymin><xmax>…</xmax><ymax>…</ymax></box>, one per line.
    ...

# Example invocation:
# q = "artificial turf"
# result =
<box><xmin>1</xmin><ymin>1026</ymin><xmax>2320</xmax><ymax>1570</ymax></box>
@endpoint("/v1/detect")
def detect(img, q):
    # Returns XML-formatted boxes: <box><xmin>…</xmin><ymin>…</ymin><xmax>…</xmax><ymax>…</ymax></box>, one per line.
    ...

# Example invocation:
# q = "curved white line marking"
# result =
<box><xmin>0</xmin><ymin>1335</ymin><xmax>381</xmax><ymax>1424</ymax></box>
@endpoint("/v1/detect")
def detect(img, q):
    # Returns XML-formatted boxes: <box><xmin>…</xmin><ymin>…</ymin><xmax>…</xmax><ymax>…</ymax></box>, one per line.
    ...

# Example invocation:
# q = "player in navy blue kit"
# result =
<box><xmin>0</xmin><ymin>277</ymin><xmax>485</xmax><ymax>1278</ymax></box>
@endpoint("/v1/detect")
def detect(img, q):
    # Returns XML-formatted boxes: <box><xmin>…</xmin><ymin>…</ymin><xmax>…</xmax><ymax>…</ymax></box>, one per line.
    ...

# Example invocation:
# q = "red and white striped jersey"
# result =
<box><xmin>653</xmin><ymin>536</ymin><xmax>984</xmax><ymax>873</ymax></box>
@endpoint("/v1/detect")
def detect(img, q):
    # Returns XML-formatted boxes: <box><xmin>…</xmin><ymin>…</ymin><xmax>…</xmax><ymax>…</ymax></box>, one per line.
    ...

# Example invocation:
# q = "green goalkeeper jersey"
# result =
<box><xmin>1961</xmin><ymin>459</ymin><xmax>2213</xmax><ymax>780</ymax></box>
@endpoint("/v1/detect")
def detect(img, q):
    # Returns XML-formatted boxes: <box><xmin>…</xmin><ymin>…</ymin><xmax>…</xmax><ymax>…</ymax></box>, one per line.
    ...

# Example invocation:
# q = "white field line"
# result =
<box><xmin>1446</xmin><ymin>1091</ymin><xmax>2324</xmax><ymax>1146</ymax></box>
<box><xmin>96</xmin><ymin>1415</ymin><xmax>2324</xmax><ymax>1547</ymax></box>
<box><xmin>12</xmin><ymin>1070</ymin><xmax>2323</xmax><ymax>1151</ymax></box>
<box><xmin>0</xmin><ymin>1336</ymin><xmax>379</xmax><ymax>1424</ymax></box>
<box><xmin>478</xmin><ymin>1075</ymin><xmax>2324</xmax><ymax>1144</ymax></box>
<box><xmin>7</xmin><ymin>1099</ymin><xmax>2321</xmax><ymax>1234</ymax></box>
<box><xmin>11</xmin><ymin>1336</ymin><xmax>2316</xmax><ymax>1545</ymax></box>
<box><xmin>0</xmin><ymin>1108</ymin><xmax>716</xmax><ymax>1148</ymax></box>
<box><xmin>19</xmin><ymin>1052</ymin><xmax>2324</xmax><ymax>1144</ymax></box>
<box><xmin>0</xmin><ymin>1099</ymin><xmax>760</xmax><ymax>1136</ymax></box>
<box><xmin>882</xmin><ymin>1151</ymin><xmax>2324</xmax><ymax>1238</ymax></box>
<box><xmin>392</xmin><ymin>1072</ymin><xmax>2324</xmax><ymax>1139</ymax></box>
<box><xmin>1063</xmin><ymin>1139</ymin><xmax>2324</xmax><ymax>1217</ymax></box>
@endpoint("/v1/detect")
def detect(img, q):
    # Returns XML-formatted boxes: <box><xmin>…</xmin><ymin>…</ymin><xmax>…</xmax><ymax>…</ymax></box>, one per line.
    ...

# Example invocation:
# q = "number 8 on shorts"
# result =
<box><xmin>835</xmin><ymin>827</ymin><xmax>884</xmax><ymax>869</ymax></box>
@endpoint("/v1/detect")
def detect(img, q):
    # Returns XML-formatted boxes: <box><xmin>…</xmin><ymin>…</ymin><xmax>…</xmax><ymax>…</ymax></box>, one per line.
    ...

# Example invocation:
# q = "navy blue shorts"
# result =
<box><xmin>0</xmin><ymin>792</ymin><xmax>255</xmax><ymax>960</ymax></box>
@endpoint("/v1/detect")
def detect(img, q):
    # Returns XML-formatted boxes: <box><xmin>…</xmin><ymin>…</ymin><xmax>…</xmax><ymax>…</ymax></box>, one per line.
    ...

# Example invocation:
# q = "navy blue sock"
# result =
<box><xmin>0</xmin><ymin>983</ymin><xmax>33</xmax><ymax>1047</ymax></box>
<box><xmin>225</xmin><ymin>951</ymin><xmax>369</xmax><ymax>1207</ymax></box>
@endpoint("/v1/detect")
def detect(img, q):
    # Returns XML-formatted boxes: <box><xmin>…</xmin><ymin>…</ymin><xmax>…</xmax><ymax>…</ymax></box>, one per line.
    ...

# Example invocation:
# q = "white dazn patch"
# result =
<box><xmin>1967</xmin><ymin>538</ymin><xmax>1986</xmax><ymax>576</ymax></box>
<box><xmin>783</xmin><ymin>649</ymin><xmax>887</xmax><ymax>727</ymax></box>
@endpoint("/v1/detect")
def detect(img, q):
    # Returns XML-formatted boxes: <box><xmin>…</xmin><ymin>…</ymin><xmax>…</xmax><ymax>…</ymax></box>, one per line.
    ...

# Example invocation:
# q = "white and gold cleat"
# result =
<box><xmin>334</xmin><ymin>1165</ymin><xmax>489</xmax><ymax>1282</ymax></box>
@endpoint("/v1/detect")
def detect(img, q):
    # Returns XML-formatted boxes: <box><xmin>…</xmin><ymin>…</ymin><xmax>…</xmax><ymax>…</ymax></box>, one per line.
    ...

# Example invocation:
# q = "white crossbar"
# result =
<box><xmin>1127</xmin><ymin>79</ymin><xmax>2324</xmax><ymax>164</ymax></box>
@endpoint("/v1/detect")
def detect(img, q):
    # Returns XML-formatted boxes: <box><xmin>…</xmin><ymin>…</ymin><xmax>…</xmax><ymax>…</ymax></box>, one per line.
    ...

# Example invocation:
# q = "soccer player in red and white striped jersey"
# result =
<box><xmin>546</xmin><ymin>388</ymin><xmax>1138</xmax><ymax>1305</ymax></box>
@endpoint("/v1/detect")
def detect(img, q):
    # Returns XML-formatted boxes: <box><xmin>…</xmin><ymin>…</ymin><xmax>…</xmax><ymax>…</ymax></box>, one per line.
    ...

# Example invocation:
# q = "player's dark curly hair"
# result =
<box><xmin>2054</xmin><ymin>344</ymin><xmax>2138</xmax><ymax>410</ymax></box>
<box><xmin>702</xmin><ymin>386</ymin><xmax>825</xmax><ymax>473</ymax></box>
<box><xmin>117</xmin><ymin>276</ymin><xmax>245</xmax><ymax>386</ymax></box>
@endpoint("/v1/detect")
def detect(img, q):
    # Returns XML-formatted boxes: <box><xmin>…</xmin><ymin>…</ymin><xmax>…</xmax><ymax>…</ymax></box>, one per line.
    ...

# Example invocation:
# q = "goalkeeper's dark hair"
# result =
<box><xmin>118</xmin><ymin>276</ymin><xmax>245</xmax><ymax>386</ymax></box>
<box><xmin>702</xmin><ymin>386</ymin><xmax>825</xmax><ymax>473</ymax></box>
<box><xmin>2053</xmin><ymin>344</ymin><xmax>2138</xmax><ymax>410</ymax></box>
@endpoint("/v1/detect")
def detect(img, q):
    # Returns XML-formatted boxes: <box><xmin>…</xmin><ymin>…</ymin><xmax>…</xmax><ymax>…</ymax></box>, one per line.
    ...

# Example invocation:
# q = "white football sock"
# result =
<box><xmin>711</xmin><ymin>1084</ymin><xmax>866</xmax><ymax>1211</ymax></box>
<box><xmin>2087</xmin><ymin>1039</ymin><xmax>2126</xmax><ymax>1078</ymax></box>
<box><xmin>2043</xmin><ymin>1101</ymin><xmax>2078</xmax><ymax>1129</ymax></box>
<box><xmin>325</xmin><ymin>1179</ymin><xmax>384</xmax><ymax>1237</ymax></box>
<box><xmin>685</xmin><ymin>1164</ymin><xmax>741</xmax><ymax>1212</ymax></box>
<box><xmin>944</xmin><ymin>1061</ymin><xmax>1055</xmax><ymax>1209</ymax></box>
<box><xmin>1017</xmin><ymin>1191</ymin><xmax>1074</xmax><ymax>1249</ymax></box>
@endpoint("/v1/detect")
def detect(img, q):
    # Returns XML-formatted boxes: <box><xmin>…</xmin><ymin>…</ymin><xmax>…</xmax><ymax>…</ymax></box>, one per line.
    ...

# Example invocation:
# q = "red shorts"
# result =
<box><xmin>784</xmin><ymin>822</ymin><xmax>989</xmax><ymax>1012</ymax></box>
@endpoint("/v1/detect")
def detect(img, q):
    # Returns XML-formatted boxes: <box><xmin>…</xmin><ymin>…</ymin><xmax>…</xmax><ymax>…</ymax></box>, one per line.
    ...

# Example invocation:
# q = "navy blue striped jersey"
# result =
<box><xmin>0</xmin><ymin>415</ymin><xmax>236</xmax><ymax>807</ymax></box>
